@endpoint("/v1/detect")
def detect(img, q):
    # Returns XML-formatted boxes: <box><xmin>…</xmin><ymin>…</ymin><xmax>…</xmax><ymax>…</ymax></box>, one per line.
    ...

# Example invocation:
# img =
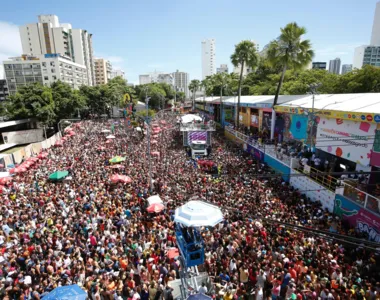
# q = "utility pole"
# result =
<box><xmin>308</xmin><ymin>83</ymin><xmax>321</xmax><ymax>152</ymax></box>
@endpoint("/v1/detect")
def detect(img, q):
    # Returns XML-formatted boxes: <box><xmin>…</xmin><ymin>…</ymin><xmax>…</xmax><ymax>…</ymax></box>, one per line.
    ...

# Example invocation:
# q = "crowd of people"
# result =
<box><xmin>0</xmin><ymin>112</ymin><xmax>379</xmax><ymax>300</ymax></box>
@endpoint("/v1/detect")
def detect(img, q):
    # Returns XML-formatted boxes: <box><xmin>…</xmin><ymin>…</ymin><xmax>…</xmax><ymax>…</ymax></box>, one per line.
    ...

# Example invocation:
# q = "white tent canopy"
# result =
<box><xmin>147</xmin><ymin>195</ymin><xmax>163</xmax><ymax>205</ymax></box>
<box><xmin>106</xmin><ymin>135</ymin><xmax>116</xmax><ymax>139</ymax></box>
<box><xmin>174</xmin><ymin>200</ymin><xmax>223</xmax><ymax>227</ymax></box>
<box><xmin>181</xmin><ymin>114</ymin><xmax>202</xmax><ymax>124</ymax></box>
<box><xmin>101</xmin><ymin>129</ymin><xmax>111</xmax><ymax>133</ymax></box>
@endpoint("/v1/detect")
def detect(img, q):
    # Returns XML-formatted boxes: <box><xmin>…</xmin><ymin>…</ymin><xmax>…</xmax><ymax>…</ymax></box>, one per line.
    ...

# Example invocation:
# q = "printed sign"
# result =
<box><xmin>335</xmin><ymin>194</ymin><xmax>380</xmax><ymax>242</ymax></box>
<box><xmin>316</xmin><ymin>117</ymin><xmax>377</xmax><ymax>166</ymax></box>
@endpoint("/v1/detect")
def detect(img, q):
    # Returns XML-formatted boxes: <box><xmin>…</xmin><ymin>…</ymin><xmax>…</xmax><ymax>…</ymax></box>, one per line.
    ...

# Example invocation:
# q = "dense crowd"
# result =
<box><xmin>0</xmin><ymin>112</ymin><xmax>379</xmax><ymax>300</ymax></box>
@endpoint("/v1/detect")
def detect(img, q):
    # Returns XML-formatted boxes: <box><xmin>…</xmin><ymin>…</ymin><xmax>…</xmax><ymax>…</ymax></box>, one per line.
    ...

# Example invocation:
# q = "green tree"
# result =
<box><xmin>267</xmin><ymin>22</ymin><xmax>314</xmax><ymax>138</ymax></box>
<box><xmin>188</xmin><ymin>79</ymin><xmax>201</xmax><ymax>109</ymax></box>
<box><xmin>138</xmin><ymin>83</ymin><xmax>166</xmax><ymax>109</ymax></box>
<box><xmin>51</xmin><ymin>80</ymin><xmax>86</xmax><ymax>121</ymax></box>
<box><xmin>231</xmin><ymin>40</ymin><xmax>259</xmax><ymax>127</ymax></box>
<box><xmin>177</xmin><ymin>91</ymin><xmax>186</xmax><ymax>102</ymax></box>
<box><xmin>6</xmin><ymin>82</ymin><xmax>56</xmax><ymax>125</ymax></box>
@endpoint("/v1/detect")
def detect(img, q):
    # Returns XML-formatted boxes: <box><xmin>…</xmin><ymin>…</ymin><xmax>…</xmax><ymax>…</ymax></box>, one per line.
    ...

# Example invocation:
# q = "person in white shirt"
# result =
<box><xmin>199</xmin><ymin>282</ymin><xmax>208</xmax><ymax>294</ymax></box>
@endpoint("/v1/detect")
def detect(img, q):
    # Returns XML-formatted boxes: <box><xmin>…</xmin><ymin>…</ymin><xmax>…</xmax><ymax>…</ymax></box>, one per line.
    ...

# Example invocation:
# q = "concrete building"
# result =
<box><xmin>19</xmin><ymin>15</ymin><xmax>95</xmax><ymax>86</ymax></box>
<box><xmin>110</xmin><ymin>69</ymin><xmax>125</xmax><ymax>79</ymax></box>
<box><xmin>94</xmin><ymin>58</ymin><xmax>112</xmax><ymax>85</ymax></box>
<box><xmin>353</xmin><ymin>45</ymin><xmax>380</xmax><ymax>69</ymax></box>
<box><xmin>342</xmin><ymin>64</ymin><xmax>353</xmax><ymax>74</ymax></box>
<box><xmin>173</xmin><ymin>70</ymin><xmax>189</xmax><ymax>98</ymax></box>
<box><xmin>3</xmin><ymin>54</ymin><xmax>87</xmax><ymax>94</ymax></box>
<box><xmin>216</xmin><ymin>64</ymin><xmax>229</xmax><ymax>74</ymax></box>
<box><xmin>328</xmin><ymin>58</ymin><xmax>341</xmax><ymax>74</ymax></box>
<box><xmin>201</xmin><ymin>39</ymin><xmax>216</xmax><ymax>79</ymax></box>
<box><xmin>371</xmin><ymin>1</ymin><xmax>380</xmax><ymax>46</ymax></box>
<box><xmin>139</xmin><ymin>75</ymin><xmax>151</xmax><ymax>85</ymax></box>
<box><xmin>0</xmin><ymin>80</ymin><xmax>9</xmax><ymax>101</ymax></box>
<box><xmin>312</xmin><ymin>62</ymin><xmax>327</xmax><ymax>70</ymax></box>
<box><xmin>156</xmin><ymin>73</ymin><xmax>173</xmax><ymax>85</ymax></box>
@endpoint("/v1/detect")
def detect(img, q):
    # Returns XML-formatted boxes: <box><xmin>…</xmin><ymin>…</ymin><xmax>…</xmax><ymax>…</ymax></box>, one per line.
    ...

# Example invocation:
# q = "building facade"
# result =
<box><xmin>0</xmin><ymin>80</ymin><xmax>9</xmax><ymax>101</ymax></box>
<box><xmin>312</xmin><ymin>62</ymin><xmax>327</xmax><ymax>70</ymax></box>
<box><xmin>201</xmin><ymin>39</ymin><xmax>216</xmax><ymax>79</ymax></box>
<box><xmin>173</xmin><ymin>70</ymin><xmax>189</xmax><ymax>98</ymax></box>
<box><xmin>216</xmin><ymin>64</ymin><xmax>229</xmax><ymax>74</ymax></box>
<box><xmin>139</xmin><ymin>75</ymin><xmax>151</xmax><ymax>85</ymax></box>
<box><xmin>94</xmin><ymin>58</ymin><xmax>112</xmax><ymax>85</ymax></box>
<box><xmin>19</xmin><ymin>15</ymin><xmax>95</xmax><ymax>86</ymax></box>
<box><xmin>111</xmin><ymin>69</ymin><xmax>125</xmax><ymax>79</ymax></box>
<box><xmin>371</xmin><ymin>1</ymin><xmax>380</xmax><ymax>46</ymax></box>
<box><xmin>354</xmin><ymin>45</ymin><xmax>380</xmax><ymax>69</ymax></box>
<box><xmin>3</xmin><ymin>54</ymin><xmax>87</xmax><ymax>94</ymax></box>
<box><xmin>328</xmin><ymin>58</ymin><xmax>341</xmax><ymax>74</ymax></box>
<box><xmin>341</xmin><ymin>64</ymin><xmax>353</xmax><ymax>74</ymax></box>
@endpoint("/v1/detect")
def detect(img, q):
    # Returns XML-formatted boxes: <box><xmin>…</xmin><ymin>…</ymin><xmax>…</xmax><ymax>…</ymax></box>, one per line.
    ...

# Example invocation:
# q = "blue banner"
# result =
<box><xmin>290</xmin><ymin>114</ymin><xmax>308</xmax><ymax>140</ymax></box>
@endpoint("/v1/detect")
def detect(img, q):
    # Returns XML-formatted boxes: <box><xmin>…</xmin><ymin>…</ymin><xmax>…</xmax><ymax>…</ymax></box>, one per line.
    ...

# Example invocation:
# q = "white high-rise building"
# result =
<box><xmin>173</xmin><ymin>70</ymin><xmax>189</xmax><ymax>98</ymax></box>
<box><xmin>139</xmin><ymin>75</ymin><xmax>151</xmax><ymax>85</ymax></box>
<box><xmin>353</xmin><ymin>45</ymin><xmax>380</xmax><ymax>69</ymax></box>
<box><xmin>341</xmin><ymin>64</ymin><xmax>353</xmax><ymax>74</ymax></box>
<box><xmin>328</xmin><ymin>58</ymin><xmax>341</xmax><ymax>74</ymax></box>
<box><xmin>111</xmin><ymin>69</ymin><xmax>125</xmax><ymax>79</ymax></box>
<box><xmin>371</xmin><ymin>1</ymin><xmax>380</xmax><ymax>45</ymax></box>
<box><xmin>3</xmin><ymin>54</ymin><xmax>87</xmax><ymax>95</ymax></box>
<box><xmin>19</xmin><ymin>15</ymin><xmax>95</xmax><ymax>86</ymax></box>
<box><xmin>201</xmin><ymin>39</ymin><xmax>216</xmax><ymax>79</ymax></box>
<box><xmin>216</xmin><ymin>64</ymin><xmax>229</xmax><ymax>74</ymax></box>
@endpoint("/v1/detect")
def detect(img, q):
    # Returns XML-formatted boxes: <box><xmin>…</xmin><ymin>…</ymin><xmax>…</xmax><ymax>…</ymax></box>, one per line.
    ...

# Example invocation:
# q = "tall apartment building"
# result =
<box><xmin>3</xmin><ymin>54</ymin><xmax>87</xmax><ymax>94</ymax></box>
<box><xmin>353</xmin><ymin>2</ymin><xmax>380</xmax><ymax>69</ymax></box>
<box><xmin>353</xmin><ymin>45</ymin><xmax>380</xmax><ymax>69</ymax></box>
<box><xmin>0</xmin><ymin>80</ymin><xmax>9</xmax><ymax>101</ymax></box>
<box><xmin>201</xmin><ymin>39</ymin><xmax>216</xmax><ymax>79</ymax></box>
<box><xmin>341</xmin><ymin>64</ymin><xmax>353</xmax><ymax>74</ymax></box>
<box><xmin>110</xmin><ymin>69</ymin><xmax>125</xmax><ymax>79</ymax></box>
<box><xmin>19</xmin><ymin>15</ymin><xmax>95</xmax><ymax>86</ymax></box>
<box><xmin>312</xmin><ymin>62</ymin><xmax>327</xmax><ymax>70</ymax></box>
<box><xmin>216</xmin><ymin>64</ymin><xmax>229</xmax><ymax>74</ymax></box>
<box><xmin>328</xmin><ymin>58</ymin><xmax>341</xmax><ymax>74</ymax></box>
<box><xmin>371</xmin><ymin>1</ymin><xmax>380</xmax><ymax>45</ymax></box>
<box><xmin>139</xmin><ymin>71</ymin><xmax>174</xmax><ymax>85</ymax></box>
<box><xmin>173</xmin><ymin>70</ymin><xmax>189</xmax><ymax>98</ymax></box>
<box><xmin>94</xmin><ymin>58</ymin><xmax>112</xmax><ymax>85</ymax></box>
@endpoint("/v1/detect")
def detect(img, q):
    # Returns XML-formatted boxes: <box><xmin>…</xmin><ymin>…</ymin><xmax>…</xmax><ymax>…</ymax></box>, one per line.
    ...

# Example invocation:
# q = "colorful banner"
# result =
<box><xmin>335</xmin><ymin>194</ymin><xmax>380</xmax><ymax>242</ymax></box>
<box><xmin>315</xmin><ymin>117</ymin><xmax>376</xmax><ymax>166</ymax></box>
<box><xmin>289</xmin><ymin>114</ymin><xmax>308</xmax><ymax>141</ymax></box>
<box><xmin>275</xmin><ymin>106</ymin><xmax>380</xmax><ymax>124</ymax></box>
<box><xmin>187</xmin><ymin>131</ymin><xmax>207</xmax><ymax>144</ymax></box>
<box><xmin>262</xmin><ymin>112</ymin><xmax>272</xmax><ymax>134</ymax></box>
<box><xmin>370</xmin><ymin>127</ymin><xmax>380</xmax><ymax>167</ymax></box>
<box><xmin>250</xmin><ymin>114</ymin><xmax>259</xmax><ymax>127</ymax></box>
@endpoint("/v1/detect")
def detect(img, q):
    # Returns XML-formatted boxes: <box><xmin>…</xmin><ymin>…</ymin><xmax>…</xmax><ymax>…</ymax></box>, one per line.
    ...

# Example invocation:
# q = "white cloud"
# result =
<box><xmin>0</xmin><ymin>21</ymin><xmax>22</xmax><ymax>79</ymax></box>
<box><xmin>0</xmin><ymin>21</ymin><xmax>22</xmax><ymax>78</ymax></box>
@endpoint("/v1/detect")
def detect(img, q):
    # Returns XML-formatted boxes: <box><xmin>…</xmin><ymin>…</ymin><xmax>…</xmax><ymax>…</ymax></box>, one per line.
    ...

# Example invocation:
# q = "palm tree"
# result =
<box><xmin>188</xmin><ymin>79</ymin><xmax>200</xmax><ymax>110</ymax></box>
<box><xmin>267</xmin><ymin>22</ymin><xmax>314</xmax><ymax>139</ymax></box>
<box><xmin>231</xmin><ymin>40</ymin><xmax>259</xmax><ymax>128</ymax></box>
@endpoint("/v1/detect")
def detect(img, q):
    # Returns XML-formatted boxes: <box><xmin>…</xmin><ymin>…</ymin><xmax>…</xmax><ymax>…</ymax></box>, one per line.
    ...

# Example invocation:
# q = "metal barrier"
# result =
<box><xmin>342</xmin><ymin>182</ymin><xmax>380</xmax><ymax>216</ymax></box>
<box><xmin>297</xmin><ymin>164</ymin><xmax>339</xmax><ymax>192</ymax></box>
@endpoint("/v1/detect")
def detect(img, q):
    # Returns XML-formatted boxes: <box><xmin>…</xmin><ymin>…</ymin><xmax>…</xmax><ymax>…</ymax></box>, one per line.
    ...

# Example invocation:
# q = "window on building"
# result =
<box><xmin>44</xmin><ymin>76</ymin><xmax>49</xmax><ymax>80</ymax></box>
<box><xmin>42</xmin><ymin>62</ymin><xmax>46</xmax><ymax>67</ymax></box>
<box><xmin>30</xmin><ymin>48</ymin><xmax>32</xmax><ymax>52</ymax></box>
<box><xmin>52</xmin><ymin>76</ymin><xmax>57</xmax><ymax>80</ymax></box>
<box><xmin>51</xmin><ymin>69</ymin><xmax>55</xmax><ymax>73</ymax></box>
<box><xmin>50</xmin><ymin>61</ymin><xmax>55</xmax><ymax>67</ymax></box>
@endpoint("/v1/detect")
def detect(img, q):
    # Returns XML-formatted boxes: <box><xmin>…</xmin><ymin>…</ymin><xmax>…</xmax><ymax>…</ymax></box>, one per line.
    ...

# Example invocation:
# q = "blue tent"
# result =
<box><xmin>42</xmin><ymin>285</ymin><xmax>87</xmax><ymax>300</ymax></box>
<box><xmin>187</xmin><ymin>294</ymin><xmax>212</xmax><ymax>300</ymax></box>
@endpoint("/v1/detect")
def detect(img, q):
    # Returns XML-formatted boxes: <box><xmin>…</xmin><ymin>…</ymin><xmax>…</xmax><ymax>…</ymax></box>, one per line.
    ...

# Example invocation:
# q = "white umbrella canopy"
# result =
<box><xmin>106</xmin><ymin>135</ymin><xmax>116</xmax><ymax>139</ymax></box>
<box><xmin>101</xmin><ymin>129</ymin><xmax>111</xmax><ymax>133</ymax></box>
<box><xmin>181</xmin><ymin>114</ymin><xmax>202</xmax><ymax>124</ymax></box>
<box><xmin>174</xmin><ymin>200</ymin><xmax>223</xmax><ymax>227</ymax></box>
<box><xmin>147</xmin><ymin>195</ymin><xmax>163</xmax><ymax>205</ymax></box>
<box><xmin>135</xmin><ymin>127</ymin><xmax>142</xmax><ymax>132</ymax></box>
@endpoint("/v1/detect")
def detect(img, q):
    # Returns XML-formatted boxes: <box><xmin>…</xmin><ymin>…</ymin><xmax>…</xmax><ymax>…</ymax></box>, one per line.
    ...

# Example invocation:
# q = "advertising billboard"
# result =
<box><xmin>315</xmin><ymin>117</ymin><xmax>376</xmax><ymax>166</ymax></box>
